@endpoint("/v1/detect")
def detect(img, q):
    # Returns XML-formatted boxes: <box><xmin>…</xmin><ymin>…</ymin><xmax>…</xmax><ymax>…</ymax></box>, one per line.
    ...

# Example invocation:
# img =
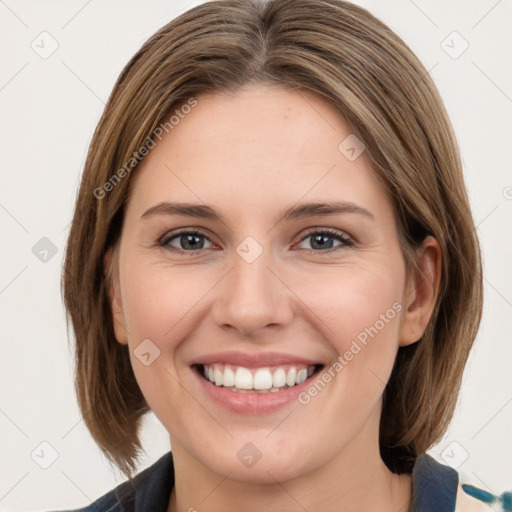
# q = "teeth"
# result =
<box><xmin>286</xmin><ymin>367</ymin><xmax>296</xmax><ymax>387</ymax></box>
<box><xmin>272</xmin><ymin>368</ymin><xmax>286</xmax><ymax>388</ymax></box>
<box><xmin>235</xmin><ymin>367</ymin><xmax>253</xmax><ymax>389</ymax></box>
<box><xmin>201</xmin><ymin>363</ymin><xmax>318</xmax><ymax>392</ymax></box>
<box><xmin>296</xmin><ymin>368</ymin><xmax>308</xmax><ymax>384</ymax></box>
<box><xmin>253</xmin><ymin>368</ymin><xmax>273</xmax><ymax>390</ymax></box>
<box><xmin>223</xmin><ymin>366</ymin><xmax>235</xmax><ymax>387</ymax></box>
<box><xmin>214</xmin><ymin>366</ymin><xmax>223</xmax><ymax>386</ymax></box>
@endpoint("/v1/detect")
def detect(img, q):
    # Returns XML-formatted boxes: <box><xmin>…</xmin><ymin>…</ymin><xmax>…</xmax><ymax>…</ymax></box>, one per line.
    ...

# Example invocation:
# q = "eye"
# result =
<box><xmin>295</xmin><ymin>228</ymin><xmax>354</xmax><ymax>254</ymax></box>
<box><xmin>159</xmin><ymin>230</ymin><xmax>214</xmax><ymax>254</ymax></box>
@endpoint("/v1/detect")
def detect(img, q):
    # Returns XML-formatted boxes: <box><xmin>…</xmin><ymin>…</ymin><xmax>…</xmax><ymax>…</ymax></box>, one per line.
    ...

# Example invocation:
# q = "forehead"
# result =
<box><xmin>125</xmin><ymin>82</ymin><xmax>393</xmax><ymax>225</ymax></box>
<box><xmin>161</xmin><ymin>83</ymin><xmax>353</xmax><ymax>159</ymax></box>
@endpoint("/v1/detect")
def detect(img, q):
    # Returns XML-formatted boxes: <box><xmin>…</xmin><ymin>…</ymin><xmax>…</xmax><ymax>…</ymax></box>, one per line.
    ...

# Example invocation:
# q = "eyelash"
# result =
<box><xmin>158</xmin><ymin>227</ymin><xmax>354</xmax><ymax>256</ymax></box>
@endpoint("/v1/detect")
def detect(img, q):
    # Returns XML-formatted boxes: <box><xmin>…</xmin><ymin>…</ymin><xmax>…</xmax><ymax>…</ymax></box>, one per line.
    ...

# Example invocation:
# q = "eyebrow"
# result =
<box><xmin>140</xmin><ymin>200</ymin><xmax>374</xmax><ymax>223</ymax></box>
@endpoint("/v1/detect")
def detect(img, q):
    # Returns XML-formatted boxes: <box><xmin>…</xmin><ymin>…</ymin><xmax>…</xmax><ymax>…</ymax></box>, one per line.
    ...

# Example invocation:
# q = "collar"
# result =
<box><xmin>112</xmin><ymin>451</ymin><xmax>174</xmax><ymax>512</ymax></box>
<box><xmin>411</xmin><ymin>453</ymin><xmax>458</xmax><ymax>512</ymax></box>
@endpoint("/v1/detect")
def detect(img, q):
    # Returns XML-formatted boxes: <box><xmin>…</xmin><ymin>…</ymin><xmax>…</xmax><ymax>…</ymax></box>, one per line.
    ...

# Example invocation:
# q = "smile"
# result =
<box><xmin>190</xmin><ymin>351</ymin><xmax>327</xmax><ymax>413</ymax></box>
<box><xmin>198</xmin><ymin>363</ymin><xmax>322</xmax><ymax>393</ymax></box>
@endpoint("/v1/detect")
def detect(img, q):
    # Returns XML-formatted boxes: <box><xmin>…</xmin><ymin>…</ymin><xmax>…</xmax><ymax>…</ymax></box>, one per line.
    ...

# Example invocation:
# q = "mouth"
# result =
<box><xmin>189</xmin><ymin>351</ymin><xmax>327</xmax><ymax>413</ymax></box>
<box><xmin>193</xmin><ymin>363</ymin><xmax>325</xmax><ymax>393</ymax></box>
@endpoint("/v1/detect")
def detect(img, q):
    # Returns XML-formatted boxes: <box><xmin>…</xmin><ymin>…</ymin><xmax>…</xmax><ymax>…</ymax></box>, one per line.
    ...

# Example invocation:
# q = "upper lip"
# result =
<box><xmin>190</xmin><ymin>350</ymin><xmax>322</xmax><ymax>368</ymax></box>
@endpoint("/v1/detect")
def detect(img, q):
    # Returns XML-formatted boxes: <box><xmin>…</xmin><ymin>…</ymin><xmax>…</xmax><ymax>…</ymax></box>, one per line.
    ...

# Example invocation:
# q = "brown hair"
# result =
<box><xmin>62</xmin><ymin>0</ymin><xmax>483</xmax><ymax>478</ymax></box>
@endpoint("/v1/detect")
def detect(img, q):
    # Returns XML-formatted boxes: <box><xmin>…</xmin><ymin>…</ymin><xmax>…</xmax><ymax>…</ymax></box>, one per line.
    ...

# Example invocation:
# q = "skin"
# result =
<box><xmin>106</xmin><ymin>82</ymin><xmax>441</xmax><ymax>512</ymax></box>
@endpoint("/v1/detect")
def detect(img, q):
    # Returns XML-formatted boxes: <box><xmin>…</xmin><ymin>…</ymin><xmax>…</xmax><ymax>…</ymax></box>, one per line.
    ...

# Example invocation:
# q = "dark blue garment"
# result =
<box><xmin>49</xmin><ymin>451</ymin><xmax>495</xmax><ymax>511</ymax></box>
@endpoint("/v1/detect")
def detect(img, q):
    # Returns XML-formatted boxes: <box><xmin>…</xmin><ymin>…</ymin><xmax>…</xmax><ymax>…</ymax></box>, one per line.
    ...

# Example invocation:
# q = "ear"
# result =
<box><xmin>399</xmin><ymin>236</ymin><xmax>442</xmax><ymax>347</ymax></box>
<box><xmin>104</xmin><ymin>247</ymin><xmax>129</xmax><ymax>345</ymax></box>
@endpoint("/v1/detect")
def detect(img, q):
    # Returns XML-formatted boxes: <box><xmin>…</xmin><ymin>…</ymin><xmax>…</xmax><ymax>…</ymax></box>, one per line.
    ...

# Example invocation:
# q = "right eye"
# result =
<box><xmin>159</xmin><ymin>230</ymin><xmax>215</xmax><ymax>255</ymax></box>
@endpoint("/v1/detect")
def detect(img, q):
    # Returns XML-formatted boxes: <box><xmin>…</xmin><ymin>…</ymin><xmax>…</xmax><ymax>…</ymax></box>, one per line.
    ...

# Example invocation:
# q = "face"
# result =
<box><xmin>108</xmin><ymin>82</ymin><xmax>436</xmax><ymax>484</ymax></box>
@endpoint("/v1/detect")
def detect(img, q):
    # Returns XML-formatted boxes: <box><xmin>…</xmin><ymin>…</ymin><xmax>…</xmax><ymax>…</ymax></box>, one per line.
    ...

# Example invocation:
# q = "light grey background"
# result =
<box><xmin>0</xmin><ymin>0</ymin><xmax>511</xmax><ymax>510</ymax></box>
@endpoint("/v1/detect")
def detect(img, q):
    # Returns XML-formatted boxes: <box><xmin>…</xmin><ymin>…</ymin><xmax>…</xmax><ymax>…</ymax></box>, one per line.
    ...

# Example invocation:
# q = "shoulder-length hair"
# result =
<box><xmin>62</xmin><ymin>0</ymin><xmax>483</xmax><ymax>479</ymax></box>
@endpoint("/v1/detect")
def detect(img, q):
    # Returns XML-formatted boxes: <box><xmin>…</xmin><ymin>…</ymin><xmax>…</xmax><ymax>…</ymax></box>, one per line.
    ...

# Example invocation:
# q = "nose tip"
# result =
<box><xmin>211</xmin><ymin>251</ymin><xmax>293</xmax><ymax>337</ymax></box>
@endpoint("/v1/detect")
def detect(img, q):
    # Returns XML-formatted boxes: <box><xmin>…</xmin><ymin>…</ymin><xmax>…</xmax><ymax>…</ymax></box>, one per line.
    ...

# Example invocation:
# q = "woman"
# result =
<box><xmin>57</xmin><ymin>0</ymin><xmax>509</xmax><ymax>510</ymax></box>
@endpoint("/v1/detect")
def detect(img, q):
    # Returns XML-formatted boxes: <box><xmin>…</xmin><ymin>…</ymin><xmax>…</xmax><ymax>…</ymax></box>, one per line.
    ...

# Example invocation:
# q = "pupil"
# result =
<box><xmin>312</xmin><ymin>234</ymin><xmax>333</xmax><ymax>250</ymax></box>
<box><xmin>183</xmin><ymin>234</ymin><xmax>203</xmax><ymax>250</ymax></box>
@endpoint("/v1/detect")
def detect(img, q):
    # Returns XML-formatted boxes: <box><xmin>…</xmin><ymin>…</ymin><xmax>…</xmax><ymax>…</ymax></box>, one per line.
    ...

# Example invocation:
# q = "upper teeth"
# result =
<box><xmin>203</xmin><ymin>364</ymin><xmax>316</xmax><ymax>391</ymax></box>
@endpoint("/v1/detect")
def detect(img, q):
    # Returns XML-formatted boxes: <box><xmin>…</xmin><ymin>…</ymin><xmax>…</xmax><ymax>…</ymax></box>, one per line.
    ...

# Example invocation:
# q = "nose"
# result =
<box><xmin>211</xmin><ymin>243</ymin><xmax>294</xmax><ymax>338</ymax></box>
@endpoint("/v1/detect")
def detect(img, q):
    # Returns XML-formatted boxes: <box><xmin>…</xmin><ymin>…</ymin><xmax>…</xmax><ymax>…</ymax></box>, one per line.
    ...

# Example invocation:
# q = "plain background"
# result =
<box><xmin>0</xmin><ymin>0</ymin><xmax>511</xmax><ymax>510</ymax></box>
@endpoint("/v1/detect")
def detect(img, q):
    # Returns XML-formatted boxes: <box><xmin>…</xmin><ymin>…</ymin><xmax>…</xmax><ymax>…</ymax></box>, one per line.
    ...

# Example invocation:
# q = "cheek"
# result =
<box><xmin>118</xmin><ymin>263</ymin><xmax>206</xmax><ymax>418</ymax></box>
<box><xmin>301</xmin><ymin>265</ymin><xmax>404</xmax><ymax>348</ymax></box>
<box><xmin>121</xmin><ymin>261</ymin><xmax>211</xmax><ymax>342</ymax></box>
<box><xmin>299</xmin><ymin>263</ymin><xmax>405</xmax><ymax>403</ymax></box>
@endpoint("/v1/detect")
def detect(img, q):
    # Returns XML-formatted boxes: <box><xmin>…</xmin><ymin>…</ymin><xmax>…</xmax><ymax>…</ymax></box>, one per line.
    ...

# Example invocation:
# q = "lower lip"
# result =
<box><xmin>192</xmin><ymin>367</ymin><xmax>319</xmax><ymax>414</ymax></box>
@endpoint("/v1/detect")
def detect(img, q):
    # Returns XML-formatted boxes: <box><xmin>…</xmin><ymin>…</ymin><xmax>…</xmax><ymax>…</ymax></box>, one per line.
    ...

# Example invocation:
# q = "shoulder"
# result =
<box><xmin>411</xmin><ymin>453</ymin><xmax>509</xmax><ymax>512</ymax></box>
<box><xmin>46</xmin><ymin>451</ymin><xmax>175</xmax><ymax>512</ymax></box>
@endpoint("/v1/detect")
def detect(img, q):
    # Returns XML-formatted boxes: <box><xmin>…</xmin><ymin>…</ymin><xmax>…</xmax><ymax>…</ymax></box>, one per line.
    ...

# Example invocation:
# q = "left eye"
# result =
<box><xmin>297</xmin><ymin>229</ymin><xmax>354</xmax><ymax>252</ymax></box>
<box><xmin>159</xmin><ymin>228</ymin><xmax>354</xmax><ymax>254</ymax></box>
